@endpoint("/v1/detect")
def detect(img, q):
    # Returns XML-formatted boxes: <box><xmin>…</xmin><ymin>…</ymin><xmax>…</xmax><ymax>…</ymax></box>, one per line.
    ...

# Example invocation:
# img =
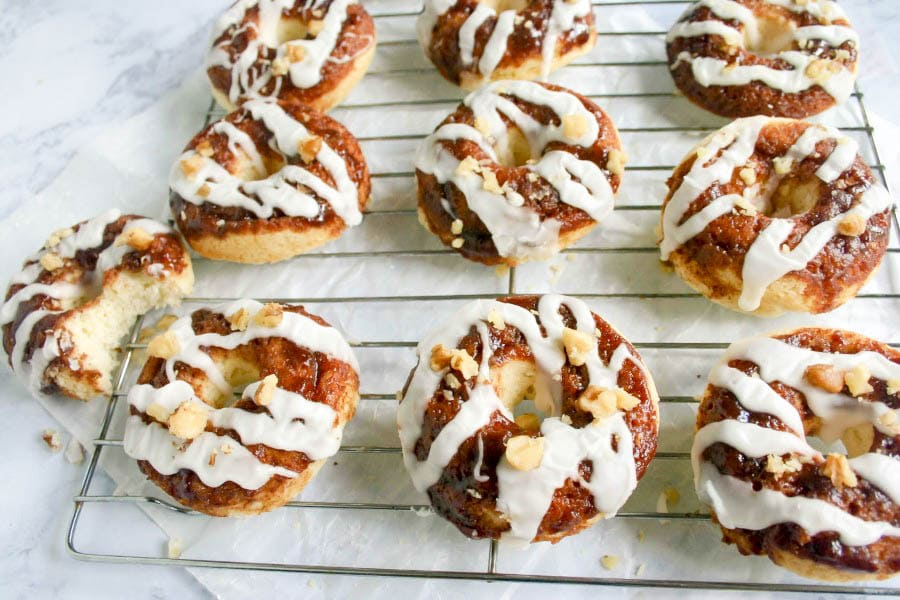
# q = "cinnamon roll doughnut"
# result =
<box><xmin>206</xmin><ymin>0</ymin><xmax>376</xmax><ymax>112</ymax></box>
<box><xmin>667</xmin><ymin>0</ymin><xmax>859</xmax><ymax>118</ymax></box>
<box><xmin>397</xmin><ymin>294</ymin><xmax>659</xmax><ymax>544</ymax></box>
<box><xmin>415</xmin><ymin>80</ymin><xmax>625</xmax><ymax>266</ymax></box>
<box><xmin>418</xmin><ymin>0</ymin><xmax>596</xmax><ymax>90</ymax></box>
<box><xmin>170</xmin><ymin>97</ymin><xmax>370</xmax><ymax>264</ymax></box>
<box><xmin>124</xmin><ymin>299</ymin><xmax>359</xmax><ymax>517</ymax></box>
<box><xmin>1</xmin><ymin>210</ymin><xmax>193</xmax><ymax>400</ymax></box>
<box><xmin>694</xmin><ymin>327</ymin><xmax>900</xmax><ymax>581</ymax></box>
<box><xmin>659</xmin><ymin>116</ymin><xmax>892</xmax><ymax>316</ymax></box>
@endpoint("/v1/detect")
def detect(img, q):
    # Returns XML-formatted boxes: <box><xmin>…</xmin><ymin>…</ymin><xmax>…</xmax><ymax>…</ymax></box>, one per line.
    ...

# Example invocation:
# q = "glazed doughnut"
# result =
<box><xmin>418</xmin><ymin>0</ymin><xmax>596</xmax><ymax>90</ymax></box>
<box><xmin>123</xmin><ymin>299</ymin><xmax>359</xmax><ymax>517</ymax></box>
<box><xmin>415</xmin><ymin>80</ymin><xmax>625</xmax><ymax>266</ymax></box>
<box><xmin>397</xmin><ymin>294</ymin><xmax>659</xmax><ymax>544</ymax></box>
<box><xmin>658</xmin><ymin>116</ymin><xmax>892</xmax><ymax>316</ymax></box>
<box><xmin>170</xmin><ymin>97</ymin><xmax>370</xmax><ymax>264</ymax></box>
<box><xmin>206</xmin><ymin>0</ymin><xmax>375</xmax><ymax>112</ymax></box>
<box><xmin>693</xmin><ymin>328</ymin><xmax>900</xmax><ymax>581</ymax></box>
<box><xmin>667</xmin><ymin>0</ymin><xmax>859</xmax><ymax>118</ymax></box>
<box><xmin>0</xmin><ymin>210</ymin><xmax>193</xmax><ymax>400</ymax></box>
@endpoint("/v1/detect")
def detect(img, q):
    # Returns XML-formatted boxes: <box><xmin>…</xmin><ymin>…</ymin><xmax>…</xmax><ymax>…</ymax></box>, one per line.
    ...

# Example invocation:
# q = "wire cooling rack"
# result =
<box><xmin>66</xmin><ymin>0</ymin><xmax>900</xmax><ymax>595</ymax></box>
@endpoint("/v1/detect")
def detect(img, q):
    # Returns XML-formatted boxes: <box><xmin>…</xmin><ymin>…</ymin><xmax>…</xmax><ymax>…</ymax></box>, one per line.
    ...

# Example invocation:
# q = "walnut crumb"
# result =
<box><xmin>196</xmin><ymin>140</ymin><xmax>214</xmax><ymax>157</ymax></box>
<box><xmin>286</xmin><ymin>44</ymin><xmax>306</xmax><ymax>62</ymax></box>
<box><xmin>822</xmin><ymin>453</ymin><xmax>858</xmax><ymax>488</ymax></box>
<box><xmin>562</xmin><ymin>327</ymin><xmax>593</xmax><ymax>366</ymax></box>
<box><xmin>887</xmin><ymin>379</ymin><xmax>900</xmax><ymax>396</ymax></box>
<box><xmin>837</xmin><ymin>213</ymin><xmax>866</xmax><ymax>237</ymax></box>
<box><xmin>221</xmin><ymin>443</ymin><xmax>233</xmax><ymax>455</ymax></box>
<box><xmin>804</xmin><ymin>364</ymin><xmax>844</xmax><ymax>393</ymax></box>
<box><xmin>765</xmin><ymin>454</ymin><xmax>802</xmax><ymax>477</ymax></box>
<box><xmin>562</xmin><ymin>114</ymin><xmax>589</xmax><ymax>139</ymax></box>
<box><xmin>844</xmin><ymin>364</ymin><xmax>874</xmax><ymax>397</ymax></box>
<box><xmin>733</xmin><ymin>196</ymin><xmax>757</xmax><ymax>215</ymax></box>
<box><xmin>227</xmin><ymin>308</ymin><xmax>250</xmax><ymax>331</ymax></box>
<box><xmin>298</xmin><ymin>135</ymin><xmax>322</xmax><ymax>163</ymax></box>
<box><xmin>444</xmin><ymin>373</ymin><xmax>461</xmax><ymax>389</ymax></box>
<box><xmin>455</xmin><ymin>156</ymin><xmax>480</xmax><ymax>176</ymax></box>
<box><xmin>773</xmin><ymin>156</ymin><xmax>793</xmax><ymax>175</ymax></box>
<box><xmin>167</xmin><ymin>537</ymin><xmax>182</xmax><ymax>559</ymax></box>
<box><xmin>46</xmin><ymin>227</ymin><xmax>74</xmax><ymax>248</ymax></box>
<box><xmin>487</xmin><ymin>308</ymin><xmax>506</xmax><ymax>330</ymax></box>
<box><xmin>514</xmin><ymin>413</ymin><xmax>541</xmax><ymax>432</ymax></box>
<box><xmin>577</xmin><ymin>386</ymin><xmax>617</xmax><ymax>419</ymax></box>
<box><xmin>40</xmin><ymin>252</ymin><xmax>64</xmax><ymax>272</ymax></box>
<box><xmin>115</xmin><ymin>227</ymin><xmax>155</xmax><ymax>251</ymax></box>
<box><xmin>147</xmin><ymin>332</ymin><xmax>180</xmax><ymax>360</ymax></box>
<box><xmin>42</xmin><ymin>429</ymin><xmax>63</xmax><ymax>452</ymax></box>
<box><xmin>167</xmin><ymin>401</ymin><xmax>208</xmax><ymax>440</ymax></box>
<box><xmin>739</xmin><ymin>167</ymin><xmax>757</xmax><ymax>185</ymax></box>
<box><xmin>197</xmin><ymin>183</ymin><xmax>212</xmax><ymax>198</ymax></box>
<box><xmin>306</xmin><ymin>19</ymin><xmax>324</xmax><ymax>36</ymax></box>
<box><xmin>606</xmin><ymin>149</ymin><xmax>627</xmax><ymax>177</ymax></box>
<box><xmin>505</xmin><ymin>435</ymin><xmax>544</xmax><ymax>471</ymax></box>
<box><xmin>451</xmin><ymin>237</ymin><xmax>464</xmax><ymax>249</ymax></box>
<box><xmin>180</xmin><ymin>154</ymin><xmax>205</xmax><ymax>179</ymax></box>
<box><xmin>600</xmin><ymin>555</ymin><xmax>620</xmax><ymax>570</ymax></box>
<box><xmin>254</xmin><ymin>374</ymin><xmax>278</xmax><ymax>406</ymax></box>
<box><xmin>450</xmin><ymin>219</ymin><xmax>463</xmax><ymax>235</ymax></box>
<box><xmin>272</xmin><ymin>57</ymin><xmax>290</xmax><ymax>76</ymax></box>
<box><xmin>482</xmin><ymin>170</ymin><xmax>502</xmax><ymax>193</ymax></box>
<box><xmin>252</xmin><ymin>303</ymin><xmax>284</xmax><ymax>328</ymax></box>
<box><xmin>431</xmin><ymin>345</ymin><xmax>479</xmax><ymax>379</ymax></box>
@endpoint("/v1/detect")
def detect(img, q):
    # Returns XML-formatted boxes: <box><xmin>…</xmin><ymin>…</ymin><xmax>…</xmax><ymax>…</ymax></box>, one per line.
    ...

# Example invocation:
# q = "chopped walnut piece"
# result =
<box><xmin>40</xmin><ymin>252</ymin><xmax>64</xmax><ymax>272</ymax></box>
<box><xmin>600</xmin><ymin>555</ymin><xmax>620</xmax><ymax>570</ymax></box>
<box><xmin>115</xmin><ymin>227</ymin><xmax>155</xmax><ymax>251</ymax></box>
<box><xmin>766</xmin><ymin>454</ymin><xmax>802</xmax><ymax>477</ymax></box>
<box><xmin>196</xmin><ymin>140</ymin><xmax>214</xmax><ymax>157</ymax></box>
<box><xmin>844</xmin><ymin>364</ymin><xmax>874</xmax><ymax>397</ymax></box>
<box><xmin>733</xmin><ymin>196</ymin><xmax>757</xmax><ymax>215</ymax></box>
<box><xmin>888</xmin><ymin>379</ymin><xmax>900</xmax><ymax>396</ymax></box>
<box><xmin>167</xmin><ymin>537</ymin><xmax>182</xmax><ymax>559</ymax></box>
<box><xmin>444</xmin><ymin>373</ymin><xmax>461</xmax><ymax>389</ymax></box>
<box><xmin>180</xmin><ymin>154</ymin><xmax>205</xmax><ymax>179</ymax></box>
<box><xmin>739</xmin><ymin>167</ymin><xmax>757</xmax><ymax>185</ymax></box>
<box><xmin>298</xmin><ymin>135</ymin><xmax>322</xmax><ymax>163</ymax></box>
<box><xmin>227</xmin><ymin>308</ymin><xmax>250</xmax><ymax>331</ymax></box>
<box><xmin>487</xmin><ymin>308</ymin><xmax>506</xmax><ymax>331</ymax></box>
<box><xmin>221</xmin><ymin>443</ymin><xmax>233</xmax><ymax>455</ymax></box>
<box><xmin>252</xmin><ymin>303</ymin><xmax>284</xmax><ymax>328</ymax></box>
<box><xmin>147</xmin><ymin>332</ymin><xmax>180</xmax><ymax>360</ymax></box>
<box><xmin>286</xmin><ymin>44</ymin><xmax>306</xmax><ymax>62</ymax></box>
<box><xmin>822</xmin><ymin>453</ymin><xmax>858</xmax><ymax>488</ymax></box>
<box><xmin>515</xmin><ymin>413</ymin><xmax>541</xmax><ymax>432</ymax></box>
<box><xmin>450</xmin><ymin>219</ymin><xmax>464</xmax><ymax>235</ymax></box>
<box><xmin>456</xmin><ymin>156</ymin><xmax>480</xmax><ymax>176</ymax></box>
<box><xmin>197</xmin><ymin>183</ymin><xmax>212</xmax><ymax>198</ymax></box>
<box><xmin>42</xmin><ymin>429</ymin><xmax>63</xmax><ymax>452</ymax></box>
<box><xmin>773</xmin><ymin>156</ymin><xmax>793</xmax><ymax>175</ymax></box>
<box><xmin>805</xmin><ymin>58</ymin><xmax>835</xmax><ymax>83</ymax></box>
<box><xmin>46</xmin><ymin>227</ymin><xmax>74</xmax><ymax>248</ymax></box>
<box><xmin>562</xmin><ymin>327</ymin><xmax>593</xmax><ymax>366</ymax></box>
<box><xmin>578</xmin><ymin>386</ymin><xmax>617</xmax><ymax>419</ymax></box>
<box><xmin>254</xmin><ymin>374</ymin><xmax>278</xmax><ymax>406</ymax></box>
<box><xmin>606</xmin><ymin>149</ymin><xmax>627</xmax><ymax>177</ymax></box>
<box><xmin>837</xmin><ymin>213</ymin><xmax>866</xmax><ymax>237</ymax></box>
<box><xmin>272</xmin><ymin>57</ymin><xmax>290</xmax><ymax>76</ymax></box>
<box><xmin>482</xmin><ymin>170</ymin><xmax>502</xmax><ymax>193</ymax></box>
<box><xmin>146</xmin><ymin>402</ymin><xmax>172</xmax><ymax>423</ymax></box>
<box><xmin>306</xmin><ymin>19</ymin><xmax>324</xmax><ymax>36</ymax></box>
<box><xmin>431</xmin><ymin>345</ymin><xmax>478</xmax><ymax>379</ymax></box>
<box><xmin>505</xmin><ymin>435</ymin><xmax>544</xmax><ymax>471</ymax></box>
<box><xmin>561</xmin><ymin>114</ymin><xmax>588</xmax><ymax>140</ymax></box>
<box><xmin>451</xmin><ymin>237</ymin><xmax>464</xmax><ymax>249</ymax></box>
<box><xmin>804</xmin><ymin>364</ymin><xmax>844</xmax><ymax>393</ymax></box>
<box><xmin>430</xmin><ymin>344</ymin><xmax>453</xmax><ymax>371</ymax></box>
<box><xmin>168</xmin><ymin>401</ymin><xmax>208</xmax><ymax>440</ymax></box>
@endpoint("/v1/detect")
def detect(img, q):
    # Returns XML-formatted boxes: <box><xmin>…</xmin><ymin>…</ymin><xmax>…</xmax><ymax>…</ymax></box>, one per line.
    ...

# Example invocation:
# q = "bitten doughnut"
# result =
<box><xmin>659</xmin><ymin>116</ymin><xmax>892</xmax><ymax>316</ymax></box>
<box><xmin>418</xmin><ymin>0</ymin><xmax>596</xmax><ymax>90</ymax></box>
<box><xmin>206</xmin><ymin>0</ymin><xmax>376</xmax><ymax>112</ymax></box>
<box><xmin>415</xmin><ymin>80</ymin><xmax>625</xmax><ymax>266</ymax></box>
<box><xmin>667</xmin><ymin>0</ymin><xmax>859</xmax><ymax>118</ymax></box>
<box><xmin>170</xmin><ymin>97</ymin><xmax>370</xmax><ymax>264</ymax></box>
<box><xmin>124</xmin><ymin>299</ymin><xmax>359</xmax><ymax>517</ymax></box>
<box><xmin>693</xmin><ymin>328</ymin><xmax>900</xmax><ymax>582</ymax></box>
<box><xmin>1</xmin><ymin>210</ymin><xmax>193</xmax><ymax>400</ymax></box>
<box><xmin>397</xmin><ymin>294</ymin><xmax>659</xmax><ymax>544</ymax></box>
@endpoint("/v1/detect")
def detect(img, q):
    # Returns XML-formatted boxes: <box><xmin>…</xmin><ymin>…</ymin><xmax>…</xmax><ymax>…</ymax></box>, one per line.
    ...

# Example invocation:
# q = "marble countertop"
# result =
<box><xmin>1</xmin><ymin>2</ymin><xmax>898</xmax><ymax>598</ymax></box>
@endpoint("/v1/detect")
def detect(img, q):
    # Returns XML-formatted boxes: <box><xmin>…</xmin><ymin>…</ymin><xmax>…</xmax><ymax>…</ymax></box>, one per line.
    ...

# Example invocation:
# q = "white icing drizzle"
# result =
<box><xmin>692</xmin><ymin>333</ymin><xmax>900</xmax><ymax>546</ymax></box>
<box><xmin>668</xmin><ymin>0</ymin><xmax>858</xmax><ymax>102</ymax></box>
<box><xmin>397</xmin><ymin>294</ymin><xmax>647</xmax><ymax>544</ymax></box>
<box><xmin>169</xmin><ymin>97</ymin><xmax>362</xmax><ymax>227</ymax></box>
<box><xmin>0</xmin><ymin>210</ymin><xmax>172</xmax><ymax>395</ymax></box>
<box><xmin>659</xmin><ymin>117</ymin><xmax>894</xmax><ymax>312</ymax></box>
<box><xmin>418</xmin><ymin>0</ymin><xmax>592</xmax><ymax>82</ymax></box>
<box><xmin>123</xmin><ymin>299</ymin><xmax>357</xmax><ymax>491</ymax></box>
<box><xmin>206</xmin><ymin>0</ymin><xmax>368</xmax><ymax>106</ymax></box>
<box><xmin>415</xmin><ymin>81</ymin><xmax>615</xmax><ymax>261</ymax></box>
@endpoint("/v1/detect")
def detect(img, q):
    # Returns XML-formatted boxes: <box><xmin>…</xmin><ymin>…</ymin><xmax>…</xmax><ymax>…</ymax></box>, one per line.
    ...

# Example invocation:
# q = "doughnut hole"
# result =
<box><xmin>183</xmin><ymin>345</ymin><xmax>266</xmax><ymax>410</ymax></box>
<box><xmin>477</xmin><ymin>0</ymin><xmax>529</xmax><ymax>12</ymax></box>
<box><xmin>745</xmin><ymin>13</ymin><xmax>797</xmax><ymax>56</ymax></box>
<box><xmin>494</xmin><ymin>126</ymin><xmax>535</xmax><ymax>168</ymax></box>
<box><xmin>276</xmin><ymin>17</ymin><xmax>320</xmax><ymax>43</ymax></box>
<box><xmin>491</xmin><ymin>359</ymin><xmax>555</xmax><ymax>427</ymax></box>
<box><xmin>766</xmin><ymin>177</ymin><xmax>821</xmax><ymax>218</ymax></box>
<box><xmin>228</xmin><ymin>144</ymin><xmax>287</xmax><ymax>182</ymax></box>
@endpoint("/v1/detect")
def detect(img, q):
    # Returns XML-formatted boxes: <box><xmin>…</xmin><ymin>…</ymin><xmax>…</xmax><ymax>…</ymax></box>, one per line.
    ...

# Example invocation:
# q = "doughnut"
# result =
<box><xmin>206</xmin><ymin>0</ymin><xmax>376</xmax><ymax>112</ymax></box>
<box><xmin>0</xmin><ymin>210</ymin><xmax>193</xmax><ymax>401</ymax></box>
<box><xmin>170</xmin><ymin>97</ymin><xmax>370</xmax><ymax>264</ymax></box>
<box><xmin>667</xmin><ymin>0</ymin><xmax>859</xmax><ymax>118</ymax></box>
<box><xmin>693</xmin><ymin>327</ymin><xmax>900</xmax><ymax>581</ymax></box>
<box><xmin>397</xmin><ymin>294</ymin><xmax>659</xmax><ymax>544</ymax></box>
<box><xmin>418</xmin><ymin>0</ymin><xmax>596</xmax><ymax>90</ymax></box>
<box><xmin>123</xmin><ymin>299</ymin><xmax>359</xmax><ymax>517</ymax></box>
<box><xmin>415</xmin><ymin>80</ymin><xmax>625</xmax><ymax>266</ymax></box>
<box><xmin>658</xmin><ymin>116</ymin><xmax>892</xmax><ymax>316</ymax></box>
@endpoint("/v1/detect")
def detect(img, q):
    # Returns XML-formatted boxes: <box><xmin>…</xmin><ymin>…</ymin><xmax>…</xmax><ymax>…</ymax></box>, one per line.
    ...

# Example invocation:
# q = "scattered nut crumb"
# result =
<box><xmin>451</xmin><ymin>237</ymin><xmax>464</xmax><ymax>249</ymax></box>
<box><xmin>733</xmin><ymin>196</ymin><xmax>757</xmax><ymax>215</ymax></box>
<box><xmin>505</xmin><ymin>435</ymin><xmax>544</xmax><ymax>471</ymax></box>
<box><xmin>197</xmin><ymin>183</ymin><xmax>212</xmax><ymax>198</ymax></box>
<box><xmin>298</xmin><ymin>135</ymin><xmax>322</xmax><ymax>163</ymax></box>
<box><xmin>560</xmin><ymin>413</ymin><xmax>573</xmax><ymax>426</ymax></box>
<box><xmin>65</xmin><ymin>438</ymin><xmax>84</xmax><ymax>464</ymax></box>
<box><xmin>805</xmin><ymin>364</ymin><xmax>844</xmax><ymax>393</ymax></box>
<box><xmin>600</xmin><ymin>555</ymin><xmax>620</xmax><ymax>570</ymax></box>
<box><xmin>227</xmin><ymin>308</ymin><xmax>250</xmax><ymax>331</ymax></box>
<box><xmin>822</xmin><ymin>453</ymin><xmax>857</xmax><ymax>488</ymax></box>
<box><xmin>286</xmin><ymin>44</ymin><xmax>306</xmax><ymax>63</ymax></box>
<box><xmin>430</xmin><ymin>344</ymin><xmax>478</xmax><ymax>379</ymax></box>
<box><xmin>40</xmin><ymin>252</ymin><xmax>64</xmax><ymax>272</ymax></box>
<box><xmin>167</xmin><ymin>537</ymin><xmax>182</xmax><ymax>559</ymax></box>
<box><xmin>252</xmin><ymin>303</ymin><xmax>284</xmax><ymax>328</ymax></box>
<box><xmin>844</xmin><ymin>364</ymin><xmax>874</xmax><ymax>397</ymax></box>
<box><xmin>487</xmin><ymin>308</ymin><xmax>506</xmax><ymax>330</ymax></box>
<box><xmin>272</xmin><ymin>57</ymin><xmax>290</xmax><ymax>76</ymax></box>
<box><xmin>482</xmin><ymin>170</ymin><xmax>502</xmax><ymax>193</ymax></box>
<box><xmin>196</xmin><ymin>140</ymin><xmax>214</xmax><ymax>157</ymax></box>
<box><xmin>837</xmin><ymin>213</ymin><xmax>866</xmax><ymax>237</ymax></box>
<box><xmin>444</xmin><ymin>373</ymin><xmax>461</xmax><ymax>389</ymax></box>
<box><xmin>42</xmin><ymin>429</ymin><xmax>63</xmax><ymax>452</ymax></box>
<box><xmin>562</xmin><ymin>327</ymin><xmax>593</xmax><ymax>366</ymax></box>
<box><xmin>578</xmin><ymin>386</ymin><xmax>617</xmax><ymax>419</ymax></box>
<box><xmin>254</xmin><ymin>374</ymin><xmax>278</xmax><ymax>406</ymax></box>
<box><xmin>147</xmin><ymin>332</ymin><xmax>180</xmax><ymax>360</ymax></box>
<box><xmin>739</xmin><ymin>167</ymin><xmax>757</xmax><ymax>185</ymax></box>
<box><xmin>773</xmin><ymin>156</ymin><xmax>793</xmax><ymax>175</ymax></box>
<box><xmin>562</xmin><ymin>114</ymin><xmax>588</xmax><ymax>140</ymax></box>
<box><xmin>46</xmin><ymin>227</ymin><xmax>74</xmax><ymax>248</ymax></box>
<box><xmin>167</xmin><ymin>401</ymin><xmax>208</xmax><ymax>440</ymax></box>
<box><xmin>180</xmin><ymin>154</ymin><xmax>205</xmax><ymax>179</ymax></box>
<box><xmin>887</xmin><ymin>379</ymin><xmax>900</xmax><ymax>396</ymax></box>
<box><xmin>606</xmin><ymin>149</ymin><xmax>627</xmax><ymax>177</ymax></box>
<box><xmin>456</xmin><ymin>156</ymin><xmax>480</xmax><ymax>176</ymax></box>
<box><xmin>766</xmin><ymin>454</ymin><xmax>803</xmax><ymax>477</ymax></box>
<box><xmin>221</xmin><ymin>443</ymin><xmax>233</xmax><ymax>455</ymax></box>
<box><xmin>515</xmin><ymin>413</ymin><xmax>541</xmax><ymax>432</ymax></box>
<box><xmin>116</xmin><ymin>227</ymin><xmax>155</xmax><ymax>251</ymax></box>
<box><xmin>450</xmin><ymin>219</ymin><xmax>464</xmax><ymax>235</ymax></box>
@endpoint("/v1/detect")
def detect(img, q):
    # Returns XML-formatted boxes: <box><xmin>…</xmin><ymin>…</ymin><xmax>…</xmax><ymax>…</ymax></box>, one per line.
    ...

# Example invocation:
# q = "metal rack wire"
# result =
<box><xmin>66</xmin><ymin>0</ymin><xmax>900</xmax><ymax>595</ymax></box>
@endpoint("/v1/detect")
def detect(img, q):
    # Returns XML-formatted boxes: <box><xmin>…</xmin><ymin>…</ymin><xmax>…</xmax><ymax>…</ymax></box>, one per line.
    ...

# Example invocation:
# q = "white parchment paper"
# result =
<box><xmin>3</xmin><ymin>2</ymin><xmax>900</xmax><ymax>599</ymax></box>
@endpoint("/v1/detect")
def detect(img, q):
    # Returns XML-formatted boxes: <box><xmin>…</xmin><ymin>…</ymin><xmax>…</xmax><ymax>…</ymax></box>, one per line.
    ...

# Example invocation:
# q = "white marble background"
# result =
<box><xmin>1</xmin><ymin>1</ymin><xmax>898</xmax><ymax>599</ymax></box>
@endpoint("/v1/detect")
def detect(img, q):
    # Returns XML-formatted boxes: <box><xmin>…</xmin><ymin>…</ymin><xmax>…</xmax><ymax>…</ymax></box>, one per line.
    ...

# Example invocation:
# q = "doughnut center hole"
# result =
<box><xmin>477</xmin><ymin>0</ymin><xmax>529</xmax><ymax>12</ymax></box>
<box><xmin>745</xmin><ymin>15</ymin><xmax>797</xmax><ymax>56</ymax></box>
<box><xmin>808</xmin><ymin>420</ymin><xmax>874</xmax><ymax>459</ymax></box>
<box><xmin>495</xmin><ymin>126</ymin><xmax>536</xmax><ymax>168</ymax></box>
<box><xmin>494</xmin><ymin>360</ymin><xmax>553</xmax><ymax>426</ymax></box>
<box><xmin>277</xmin><ymin>18</ymin><xmax>318</xmax><ymax>43</ymax></box>
<box><xmin>233</xmin><ymin>150</ymin><xmax>287</xmax><ymax>183</ymax></box>
<box><xmin>207</xmin><ymin>352</ymin><xmax>263</xmax><ymax>409</ymax></box>
<box><xmin>760</xmin><ymin>176</ymin><xmax>820</xmax><ymax>218</ymax></box>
